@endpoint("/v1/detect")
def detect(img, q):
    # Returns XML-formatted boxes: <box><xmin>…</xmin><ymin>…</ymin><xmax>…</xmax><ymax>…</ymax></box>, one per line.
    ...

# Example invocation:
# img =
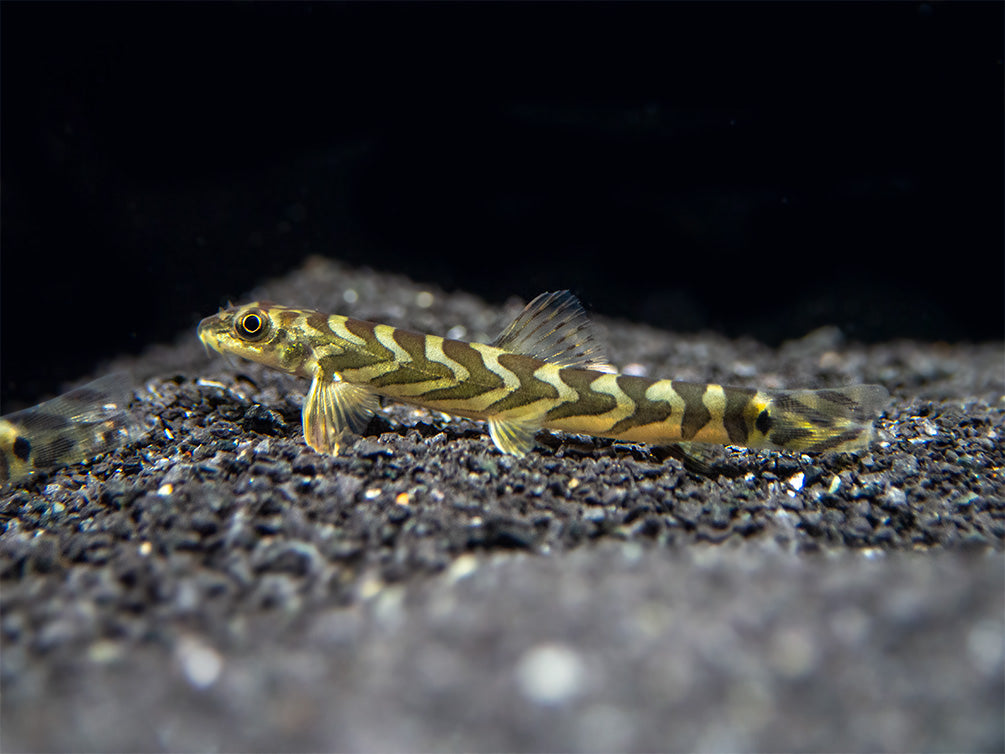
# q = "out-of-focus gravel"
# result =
<box><xmin>2</xmin><ymin>257</ymin><xmax>1003</xmax><ymax>752</ymax></box>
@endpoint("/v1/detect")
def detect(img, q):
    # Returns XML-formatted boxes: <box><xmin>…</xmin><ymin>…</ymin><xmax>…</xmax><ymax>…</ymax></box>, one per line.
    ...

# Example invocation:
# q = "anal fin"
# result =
<box><xmin>302</xmin><ymin>372</ymin><xmax>379</xmax><ymax>455</ymax></box>
<box><xmin>656</xmin><ymin>442</ymin><xmax>733</xmax><ymax>477</ymax></box>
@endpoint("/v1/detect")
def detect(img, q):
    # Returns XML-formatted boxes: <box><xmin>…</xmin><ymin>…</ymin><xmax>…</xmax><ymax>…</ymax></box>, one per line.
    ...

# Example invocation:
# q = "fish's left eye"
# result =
<box><xmin>236</xmin><ymin>310</ymin><xmax>269</xmax><ymax>341</ymax></box>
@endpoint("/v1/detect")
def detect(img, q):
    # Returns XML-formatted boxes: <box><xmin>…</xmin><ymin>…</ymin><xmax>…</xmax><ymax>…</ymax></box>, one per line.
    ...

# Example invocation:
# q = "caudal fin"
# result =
<box><xmin>0</xmin><ymin>373</ymin><xmax>138</xmax><ymax>483</ymax></box>
<box><xmin>757</xmin><ymin>384</ymin><xmax>889</xmax><ymax>454</ymax></box>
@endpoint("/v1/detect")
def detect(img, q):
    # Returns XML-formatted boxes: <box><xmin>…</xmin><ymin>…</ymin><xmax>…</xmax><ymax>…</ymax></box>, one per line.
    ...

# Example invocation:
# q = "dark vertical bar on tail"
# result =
<box><xmin>722</xmin><ymin>386</ymin><xmax>757</xmax><ymax>445</ymax></box>
<box><xmin>673</xmin><ymin>381</ymin><xmax>711</xmax><ymax>441</ymax></box>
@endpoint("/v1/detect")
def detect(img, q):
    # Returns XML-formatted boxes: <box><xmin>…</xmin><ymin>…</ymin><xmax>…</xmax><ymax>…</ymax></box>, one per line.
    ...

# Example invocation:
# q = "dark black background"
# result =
<box><xmin>3</xmin><ymin>2</ymin><xmax>1002</xmax><ymax>411</ymax></box>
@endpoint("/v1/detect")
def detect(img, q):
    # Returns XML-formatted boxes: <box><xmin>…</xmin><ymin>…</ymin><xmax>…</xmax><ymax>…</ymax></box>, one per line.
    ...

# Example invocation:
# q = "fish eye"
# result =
<box><xmin>236</xmin><ymin>309</ymin><xmax>269</xmax><ymax>341</ymax></box>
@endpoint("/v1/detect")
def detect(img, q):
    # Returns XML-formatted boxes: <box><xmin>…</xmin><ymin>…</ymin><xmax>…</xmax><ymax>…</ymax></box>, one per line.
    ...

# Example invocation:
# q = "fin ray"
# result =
<box><xmin>302</xmin><ymin>372</ymin><xmax>378</xmax><ymax>454</ymax></box>
<box><xmin>492</xmin><ymin>290</ymin><xmax>613</xmax><ymax>370</ymax></box>
<box><xmin>487</xmin><ymin>416</ymin><xmax>540</xmax><ymax>456</ymax></box>
<box><xmin>761</xmin><ymin>384</ymin><xmax>889</xmax><ymax>453</ymax></box>
<box><xmin>1</xmin><ymin>373</ymin><xmax>138</xmax><ymax>484</ymax></box>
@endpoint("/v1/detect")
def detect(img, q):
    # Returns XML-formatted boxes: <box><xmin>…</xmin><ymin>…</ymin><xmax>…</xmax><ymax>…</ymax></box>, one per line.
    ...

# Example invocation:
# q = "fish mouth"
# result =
<box><xmin>199</xmin><ymin>336</ymin><xmax>215</xmax><ymax>359</ymax></box>
<box><xmin>197</xmin><ymin>317</ymin><xmax>247</xmax><ymax>370</ymax></box>
<box><xmin>197</xmin><ymin>318</ymin><xmax>225</xmax><ymax>355</ymax></box>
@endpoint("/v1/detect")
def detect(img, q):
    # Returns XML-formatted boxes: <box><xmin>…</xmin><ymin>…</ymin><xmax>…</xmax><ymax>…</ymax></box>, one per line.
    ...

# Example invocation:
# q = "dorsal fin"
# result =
<box><xmin>491</xmin><ymin>290</ymin><xmax>614</xmax><ymax>371</ymax></box>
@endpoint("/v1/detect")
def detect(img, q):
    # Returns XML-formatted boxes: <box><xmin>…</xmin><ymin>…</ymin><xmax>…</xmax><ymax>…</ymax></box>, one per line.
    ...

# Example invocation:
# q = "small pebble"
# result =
<box><xmin>515</xmin><ymin>643</ymin><xmax>586</xmax><ymax>706</ymax></box>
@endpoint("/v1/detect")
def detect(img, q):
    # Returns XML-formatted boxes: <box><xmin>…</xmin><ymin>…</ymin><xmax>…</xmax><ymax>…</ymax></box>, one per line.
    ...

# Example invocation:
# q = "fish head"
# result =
<box><xmin>198</xmin><ymin>301</ymin><xmax>313</xmax><ymax>376</ymax></box>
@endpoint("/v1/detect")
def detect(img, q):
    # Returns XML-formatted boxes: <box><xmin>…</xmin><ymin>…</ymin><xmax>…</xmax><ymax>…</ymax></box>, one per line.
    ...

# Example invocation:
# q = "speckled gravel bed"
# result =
<box><xmin>2</xmin><ymin>257</ymin><xmax>1003</xmax><ymax>752</ymax></box>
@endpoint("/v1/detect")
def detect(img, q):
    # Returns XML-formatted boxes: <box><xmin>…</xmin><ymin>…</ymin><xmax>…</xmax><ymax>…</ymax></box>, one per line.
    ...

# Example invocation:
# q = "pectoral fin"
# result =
<box><xmin>302</xmin><ymin>372</ymin><xmax>378</xmax><ymax>455</ymax></box>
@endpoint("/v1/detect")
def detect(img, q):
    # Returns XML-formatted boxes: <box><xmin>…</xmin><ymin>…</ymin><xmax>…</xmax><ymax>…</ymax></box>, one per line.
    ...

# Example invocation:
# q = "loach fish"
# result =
<box><xmin>0</xmin><ymin>374</ymin><xmax>136</xmax><ymax>485</ymax></box>
<box><xmin>198</xmin><ymin>291</ymin><xmax>889</xmax><ymax>459</ymax></box>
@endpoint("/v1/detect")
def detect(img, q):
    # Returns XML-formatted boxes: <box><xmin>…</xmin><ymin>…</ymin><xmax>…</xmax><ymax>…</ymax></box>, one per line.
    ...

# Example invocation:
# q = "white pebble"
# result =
<box><xmin>967</xmin><ymin>619</ymin><xmax>1004</xmax><ymax>674</ymax></box>
<box><xmin>732</xmin><ymin>361</ymin><xmax>758</xmax><ymax>378</ymax></box>
<box><xmin>176</xmin><ymin>637</ymin><xmax>223</xmax><ymax>689</ymax></box>
<box><xmin>446</xmin><ymin>553</ymin><xmax>478</xmax><ymax>583</ymax></box>
<box><xmin>515</xmin><ymin>643</ymin><xmax>586</xmax><ymax>705</ymax></box>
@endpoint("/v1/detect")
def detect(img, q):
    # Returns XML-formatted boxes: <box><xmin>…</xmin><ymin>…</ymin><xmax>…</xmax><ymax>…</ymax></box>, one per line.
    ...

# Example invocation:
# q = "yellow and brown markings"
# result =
<box><xmin>543</xmin><ymin>368</ymin><xmax>617</xmax><ymax>424</ymax></box>
<box><xmin>672</xmin><ymin>381</ymin><xmax>713</xmax><ymax>441</ymax></box>
<box><xmin>607</xmin><ymin>375</ymin><xmax>675</xmax><ymax>436</ymax></box>
<box><xmin>484</xmin><ymin>354</ymin><xmax>560</xmax><ymax>414</ymax></box>
<box><xmin>198</xmin><ymin>292</ymin><xmax>889</xmax><ymax>458</ymax></box>
<box><xmin>416</xmin><ymin>339</ymin><xmax>502</xmax><ymax>404</ymax></box>
<box><xmin>722</xmin><ymin>386</ymin><xmax>760</xmax><ymax>445</ymax></box>
<box><xmin>0</xmin><ymin>374</ymin><xmax>136</xmax><ymax>485</ymax></box>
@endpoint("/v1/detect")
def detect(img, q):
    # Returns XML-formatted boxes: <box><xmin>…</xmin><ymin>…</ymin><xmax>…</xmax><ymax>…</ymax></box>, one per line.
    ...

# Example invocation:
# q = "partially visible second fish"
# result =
<box><xmin>0</xmin><ymin>374</ymin><xmax>137</xmax><ymax>485</ymax></box>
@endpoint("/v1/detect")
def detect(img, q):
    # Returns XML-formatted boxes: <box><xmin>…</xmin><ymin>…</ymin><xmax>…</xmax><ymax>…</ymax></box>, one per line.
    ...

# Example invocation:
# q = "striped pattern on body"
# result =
<box><xmin>197</xmin><ymin>295</ymin><xmax>888</xmax><ymax>457</ymax></box>
<box><xmin>324</xmin><ymin>316</ymin><xmax>761</xmax><ymax>445</ymax></box>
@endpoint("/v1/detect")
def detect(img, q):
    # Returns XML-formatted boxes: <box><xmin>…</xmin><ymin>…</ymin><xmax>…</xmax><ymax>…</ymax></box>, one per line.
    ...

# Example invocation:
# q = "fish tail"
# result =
<box><xmin>749</xmin><ymin>384</ymin><xmax>889</xmax><ymax>453</ymax></box>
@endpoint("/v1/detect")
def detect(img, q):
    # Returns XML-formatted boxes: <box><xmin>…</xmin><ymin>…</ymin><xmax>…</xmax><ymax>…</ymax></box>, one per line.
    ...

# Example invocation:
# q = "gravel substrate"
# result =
<box><xmin>2</xmin><ymin>257</ymin><xmax>1003</xmax><ymax>752</ymax></box>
